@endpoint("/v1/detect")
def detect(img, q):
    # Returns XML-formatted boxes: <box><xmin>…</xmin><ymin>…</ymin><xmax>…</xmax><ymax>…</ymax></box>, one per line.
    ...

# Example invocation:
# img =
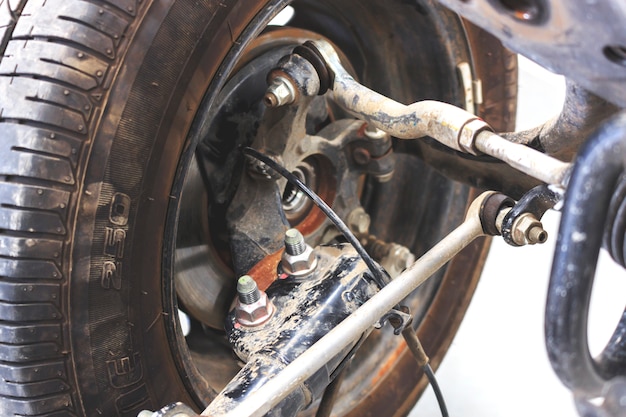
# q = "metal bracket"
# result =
<box><xmin>375</xmin><ymin>306</ymin><xmax>413</xmax><ymax>335</ymax></box>
<box><xmin>456</xmin><ymin>62</ymin><xmax>483</xmax><ymax>114</ymax></box>
<box><xmin>500</xmin><ymin>184</ymin><xmax>562</xmax><ymax>246</ymax></box>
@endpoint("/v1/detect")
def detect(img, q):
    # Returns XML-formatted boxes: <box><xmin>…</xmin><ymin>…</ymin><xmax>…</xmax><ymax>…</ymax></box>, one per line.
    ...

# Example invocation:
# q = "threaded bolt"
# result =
<box><xmin>264</xmin><ymin>76</ymin><xmax>296</xmax><ymax>108</ymax></box>
<box><xmin>237</xmin><ymin>275</ymin><xmax>260</xmax><ymax>304</ymax></box>
<box><xmin>284</xmin><ymin>228</ymin><xmax>306</xmax><ymax>255</ymax></box>
<box><xmin>347</xmin><ymin>207</ymin><xmax>371</xmax><ymax>235</ymax></box>
<box><xmin>528</xmin><ymin>225</ymin><xmax>548</xmax><ymax>244</ymax></box>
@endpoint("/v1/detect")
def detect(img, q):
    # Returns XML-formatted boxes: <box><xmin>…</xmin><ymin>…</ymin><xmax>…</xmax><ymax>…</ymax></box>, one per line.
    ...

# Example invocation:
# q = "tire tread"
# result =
<box><xmin>0</xmin><ymin>0</ymin><xmax>137</xmax><ymax>414</ymax></box>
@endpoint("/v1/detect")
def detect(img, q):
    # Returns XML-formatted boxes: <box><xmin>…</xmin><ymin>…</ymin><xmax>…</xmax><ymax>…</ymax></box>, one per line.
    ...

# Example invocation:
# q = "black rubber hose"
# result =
<box><xmin>546</xmin><ymin>111</ymin><xmax>626</xmax><ymax>396</ymax></box>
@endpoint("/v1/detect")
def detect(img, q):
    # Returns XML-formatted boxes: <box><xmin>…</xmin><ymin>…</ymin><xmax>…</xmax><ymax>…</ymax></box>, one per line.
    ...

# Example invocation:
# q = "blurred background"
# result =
<box><xmin>409</xmin><ymin>56</ymin><xmax>626</xmax><ymax>417</ymax></box>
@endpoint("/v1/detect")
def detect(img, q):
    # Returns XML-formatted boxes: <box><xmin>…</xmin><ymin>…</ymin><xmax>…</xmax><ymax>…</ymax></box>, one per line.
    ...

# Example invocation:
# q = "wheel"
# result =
<box><xmin>0</xmin><ymin>1</ymin><xmax>516</xmax><ymax>416</ymax></box>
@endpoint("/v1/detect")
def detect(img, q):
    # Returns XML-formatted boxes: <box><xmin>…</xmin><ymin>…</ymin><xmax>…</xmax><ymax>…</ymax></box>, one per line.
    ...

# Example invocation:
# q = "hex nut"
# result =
<box><xmin>264</xmin><ymin>76</ymin><xmax>297</xmax><ymax>107</ymax></box>
<box><xmin>380</xmin><ymin>244</ymin><xmax>415</xmax><ymax>278</ymax></box>
<box><xmin>281</xmin><ymin>245</ymin><xmax>318</xmax><ymax>277</ymax></box>
<box><xmin>235</xmin><ymin>292</ymin><xmax>275</xmax><ymax>327</ymax></box>
<box><xmin>512</xmin><ymin>213</ymin><xmax>546</xmax><ymax>245</ymax></box>
<box><xmin>390</xmin><ymin>245</ymin><xmax>415</xmax><ymax>271</ymax></box>
<box><xmin>347</xmin><ymin>207</ymin><xmax>371</xmax><ymax>235</ymax></box>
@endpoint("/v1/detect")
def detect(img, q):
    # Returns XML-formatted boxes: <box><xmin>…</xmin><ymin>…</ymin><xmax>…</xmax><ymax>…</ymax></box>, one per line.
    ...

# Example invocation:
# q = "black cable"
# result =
<box><xmin>242</xmin><ymin>147</ymin><xmax>389</xmax><ymax>289</ymax></box>
<box><xmin>315</xmin><ymin>356</ymin><xmax>353</xmax><ymax>417</ymax></box>
<box><xmin>245</xmin><ymin>147</ymin><xmax>451</xmax><ymax>416</ymax></box>
<box><xmin>402</xmin><ymin>326</ymin><xmax>449</xmax><ymax>417</ymax></box>
<box><xmin>424</xmin><ymin>363</ymin><xmax>449</xmax><ymax>417</ymax></box>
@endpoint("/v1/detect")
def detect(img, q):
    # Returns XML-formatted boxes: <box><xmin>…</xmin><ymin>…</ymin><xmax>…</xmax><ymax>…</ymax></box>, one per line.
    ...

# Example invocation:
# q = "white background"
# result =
<box><xmin>409</xmin><ymin>57</ymin><xmax>626</xmax><ymax>417</ymax></box>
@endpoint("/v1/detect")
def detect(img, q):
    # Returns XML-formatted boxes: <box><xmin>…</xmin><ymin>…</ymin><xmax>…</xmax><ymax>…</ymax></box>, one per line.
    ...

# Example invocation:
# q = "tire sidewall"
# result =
<box><xmin>69</xmin><ymin>1</ymin><xmax>284</xmax><ymax>415</ymax></box>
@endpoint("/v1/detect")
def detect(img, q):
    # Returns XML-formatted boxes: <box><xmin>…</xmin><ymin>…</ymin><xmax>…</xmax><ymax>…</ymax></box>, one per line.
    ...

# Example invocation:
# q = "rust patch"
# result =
<box><xmin>371</xmin><ymin>339</ymin><xmax>407</xmax><ymax>386</ymax></box>
<box><xmin>247</xmin><ymin>249</ymin><xmax>283</xmax><ymax>291</ymax></box>
<box><xmin>356</xmin><ymin>122</ymin><xmax>368</xmax><ymax>137</ymax></box>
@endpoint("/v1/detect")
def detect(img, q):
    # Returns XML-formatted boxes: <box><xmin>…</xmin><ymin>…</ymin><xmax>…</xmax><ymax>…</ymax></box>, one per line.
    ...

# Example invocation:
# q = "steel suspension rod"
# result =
<box><xmin>204</xmin><ymin>193</ymin><xmax>490</xmax><ymax>417</ymax></box>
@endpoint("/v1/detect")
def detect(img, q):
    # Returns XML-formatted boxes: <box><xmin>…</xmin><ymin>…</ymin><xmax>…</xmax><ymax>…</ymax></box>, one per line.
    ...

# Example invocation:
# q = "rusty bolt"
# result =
<box><xmin>281</xmin><ymin>229</ymin><xmax>317</xmax><ymax>277</ymax></box>
<box><xmin>353</xmin><ymin>147</ymin><xmax>371</xmax><ymax>165</ymax></box>
<box><xmin>235</xmin><ymin>275</ymin><xmax>274</xmax><ymax>327</ymax></box>
<box><xmin>247</xmin><ymin>154</ymin><xmax>283</xmax><ymax>181</ymax></box>
<box><xmin>264</xmin><ymin>76</ymin><xmax>296</xmax><ymax>107</ymax></box>
<box><xmin>347</xmin><ymin>207</ymin><xmax>371</xmax><ymax>235</ymax></box>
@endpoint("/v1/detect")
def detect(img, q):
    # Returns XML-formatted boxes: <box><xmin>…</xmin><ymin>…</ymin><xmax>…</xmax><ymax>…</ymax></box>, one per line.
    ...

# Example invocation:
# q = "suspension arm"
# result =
<box><xmin>202</xmin><ymin>192</ymin><xmax>494</xmax><ymax>417</ymax></box>
<box><xmin>269</xmin><ymin>40</ymin><xmax>571</xmax><ymax>187</ymax></box>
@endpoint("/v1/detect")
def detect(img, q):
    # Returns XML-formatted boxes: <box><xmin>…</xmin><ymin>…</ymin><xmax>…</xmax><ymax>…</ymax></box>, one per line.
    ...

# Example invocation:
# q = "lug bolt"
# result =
<box><xmin>264</xmin><ymin>76</ymin><xmax>296</xmax><ymax>107</ymax></box>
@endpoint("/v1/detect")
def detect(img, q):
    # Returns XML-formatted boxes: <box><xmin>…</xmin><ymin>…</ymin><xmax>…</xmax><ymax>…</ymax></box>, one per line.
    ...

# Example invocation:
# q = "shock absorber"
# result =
<box><xmin>546</xmin><ymin>111</ymin><xmax>626</xmax><ymax>403</ymax></box>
